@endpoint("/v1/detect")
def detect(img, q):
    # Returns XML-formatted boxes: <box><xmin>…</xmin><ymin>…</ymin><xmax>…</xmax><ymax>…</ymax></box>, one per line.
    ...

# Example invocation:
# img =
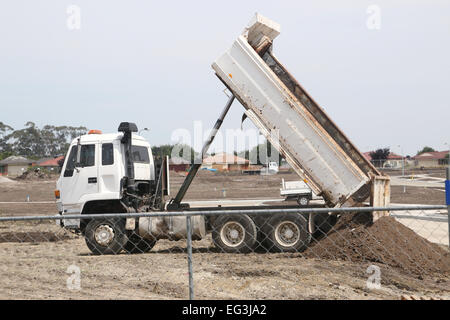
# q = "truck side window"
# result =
<box><xmin>131</xmin><ymin>146</ymin><xmax>150</xmax><ymax>163</ymax></box>
<box><xmin>102</xmin><ymin>143</ymin><xmax>114</xmax><ymax>166</ymax></box>
<box><xmin>63</xmin><ymin>146</ymin><xmax>77</xmax><ymax>177</ymax></box>
<box><xmin>80</xmin><ymin>144</ymin><xmax>95</xmax><ymax>167</ymax></box>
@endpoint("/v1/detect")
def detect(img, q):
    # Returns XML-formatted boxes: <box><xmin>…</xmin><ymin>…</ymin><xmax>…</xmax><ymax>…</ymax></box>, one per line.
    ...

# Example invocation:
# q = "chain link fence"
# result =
<box><xmin>0</xmin><ymin>206</ymin><xmax>448</xmax><ymax>300</ymax></box>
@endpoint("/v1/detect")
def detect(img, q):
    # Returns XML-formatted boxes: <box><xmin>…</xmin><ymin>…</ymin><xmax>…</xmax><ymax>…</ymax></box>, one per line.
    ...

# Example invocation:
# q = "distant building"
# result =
<box><xmin>169</xmin><ymin>157</ymin><xmax>190</xmax><ymax>172</ymax></box>
<box><xmin>384</xmin><ymin>153</ymin><xmax>404</xmax><ymax>168</ymax></box>
<box><xmin>34</xmin><ymin>156</ymin><xmax>65</xmax><ymax>172</ymax></box>
<box><xmin>413</xmin><ymin>151</ymin><xmax>449</xmax><ymax>168</ymax></box>
<box><xmin>0</xmin><ymin>156</ymin><xmax>33</xmax><ymax>177</ymax></box>
<box><xmin>363</xmin><ymin>151</ymin><xmax>404</xmax><ymax>168</ymax></box>
<box><xmin>202</xmin><ymin>153</ymin><xmax>250</xmax><ymax>172</ymax></box>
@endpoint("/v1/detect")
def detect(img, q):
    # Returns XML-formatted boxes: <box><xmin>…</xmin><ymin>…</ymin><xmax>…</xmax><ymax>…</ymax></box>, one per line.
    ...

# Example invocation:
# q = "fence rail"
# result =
<box><xmin>0</xmin><ymin>205</ymin><xmax>447</xmax><ymax>221</ymax></box>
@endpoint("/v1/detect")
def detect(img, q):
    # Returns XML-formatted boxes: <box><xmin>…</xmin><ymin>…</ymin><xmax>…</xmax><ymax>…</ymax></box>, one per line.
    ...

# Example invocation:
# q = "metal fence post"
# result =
<box><xmin>186</xmin><ymin>215</ymin><xmax>194</xmax><ymax>299</ymax></box>
<box><xmin>446</xmin><ymin>166</ymin><xmax>450</xmax><ymax>251</ymax></box>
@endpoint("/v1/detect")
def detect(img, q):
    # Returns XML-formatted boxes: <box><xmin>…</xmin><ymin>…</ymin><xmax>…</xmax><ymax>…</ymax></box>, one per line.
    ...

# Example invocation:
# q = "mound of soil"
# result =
<box><xmin>15</xmin><ymin>170</ymin><xmax>56</xmax><ymax>181</ymax></box>
<box><xmin>304</xmin><ymin>212</ymin><xmax>450</xmax><ymax>276</ymax></box>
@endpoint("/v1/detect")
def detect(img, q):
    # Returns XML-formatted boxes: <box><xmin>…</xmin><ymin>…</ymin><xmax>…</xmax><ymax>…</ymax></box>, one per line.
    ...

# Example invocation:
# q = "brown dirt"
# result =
<box><xmin>0</xmin><ymin>221</ymin><xmax>449</xmax><ymax>300</ymax></box>
<box><xmin>0</xmin><ymin>171</ymin><xmax>449</xmax><ymax>299</ymax></box>
<box><xmin>390</xmin><ymin>186</ymin><xmax>445</xmax><ymax>205</ymax></box>
<box><xmin>383</xmin><ymin>168</ymin><xmax>446</xmax><ymax>178</ymax></box>
<box><xmin>14</xmin><ymin>170</ymin><xmax>58</xmax><ymax>181</ymax></box>
<box><xmin>0</xmin><ymin>231</ymin><xmax>72</xmax><ymax>243</ymax></box>
<box><xmin>304</xmin><ymin>212</ymin><xmax>450</xmax><ymax>276</ymax></box>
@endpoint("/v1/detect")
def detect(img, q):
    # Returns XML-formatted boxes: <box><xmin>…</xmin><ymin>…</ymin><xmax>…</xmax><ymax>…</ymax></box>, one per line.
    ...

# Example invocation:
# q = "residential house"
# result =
<box><xmin>202</xmin><ymin>153</ymin><xmax>250</xmax><ymax>172</ymax></box>
<box><xmin>413</xmin><ymin>151</ymin><xmax>449</xmax><ymax>168</ymax></box>
<box><xmin>363</xmin><ymin>151</ymin><xmax>405</xmax><ymax>168</ymax></box>
<box><xmin>34</xmin><ymin>156</ymin><xmax>65</xmax><ymax>173</ymax></box>
<box><xmin>384</xmin><ymin>153</ymin><xmax>404</xmax><ymax>168</ymax></box>
<box><xmin>0</xmin><ymin>156</ymin><xmax>33</xmax><ymax>177</ymax></box>
<box><xmin>169</xmin><ymin>157</ymin><xmax>190</xmax><ymax>172</ymax></box>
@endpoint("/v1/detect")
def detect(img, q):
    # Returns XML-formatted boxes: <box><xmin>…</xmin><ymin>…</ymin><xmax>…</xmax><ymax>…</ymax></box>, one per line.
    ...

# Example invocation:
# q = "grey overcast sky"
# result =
<box><xmin>0</xmin><ymin>0</ymin><xmax>449</xmax><ymax>156</ymax></box>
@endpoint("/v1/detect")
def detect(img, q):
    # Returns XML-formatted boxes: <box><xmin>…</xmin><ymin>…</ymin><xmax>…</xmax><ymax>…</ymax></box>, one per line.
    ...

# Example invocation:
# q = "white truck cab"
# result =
<box><xmin>56</xmin><ymin>127</ymin><xmax>155</xmax><ymax>229</ymax></box>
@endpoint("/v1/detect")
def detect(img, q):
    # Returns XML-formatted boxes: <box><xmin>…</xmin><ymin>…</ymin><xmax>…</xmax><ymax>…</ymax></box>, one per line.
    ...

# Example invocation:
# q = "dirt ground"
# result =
<box><xmin>0</xmin><ymin>170</ymin><xmax>448</xmax><ymax>300</ymax></box>
<box><xmin>0</xmin><ymin>221</ymin><xmax>448</xmax><ymax>300</ymax></box>
<box><xmin>385</xmin><ymin>168</ymin><xmax>447</xmax><ymax>179</ymax></box>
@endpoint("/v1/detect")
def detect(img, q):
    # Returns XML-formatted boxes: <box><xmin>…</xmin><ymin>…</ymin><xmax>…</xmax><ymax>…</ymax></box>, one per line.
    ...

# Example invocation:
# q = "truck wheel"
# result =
<box><xmin>297</xmin><ymin>195</ymin><xmax>309</xmax><ymax>206</ymax></box>
<box><xmin>262</xmin><ymin>213</ymin><xmax>311</xmax><ymax>252</ymax></box>
<box><xmin>212</xmin><ymin>214</ymin><xmax>258</xmax><ymax>253</ymax></box>
<box><xmin>312</xmin><ymin>213</ymin><xmax>337</xmax><ymax>240</ymax></box>
<box><xmin>124</xmin><ymin>233</ymin><xmax>157</xmax><ymax>254</ymax></box>
<box><xmin>84</xmin><ymin>218</ymin><xmax>128</xmax><ymax>255</ymax></box>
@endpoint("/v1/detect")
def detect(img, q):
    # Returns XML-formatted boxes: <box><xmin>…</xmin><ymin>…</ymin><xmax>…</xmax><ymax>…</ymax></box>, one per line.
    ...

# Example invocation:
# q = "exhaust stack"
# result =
<box><xmin>118</xmin><ymin>122</ymin><xmax>138</xmax><ymax>192</ymax></box>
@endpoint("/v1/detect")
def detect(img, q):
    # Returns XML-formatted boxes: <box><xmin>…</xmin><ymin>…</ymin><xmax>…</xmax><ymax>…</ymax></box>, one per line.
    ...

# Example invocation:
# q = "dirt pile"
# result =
<box><xmin>304</xmin><ymin>212</ymin><xmax>450</xmax><ymax>276</ymax></box>
<box><xmin>15</xmin><ymin>170</ymin><xmax>56</xmax><ymax>181</ymax></box>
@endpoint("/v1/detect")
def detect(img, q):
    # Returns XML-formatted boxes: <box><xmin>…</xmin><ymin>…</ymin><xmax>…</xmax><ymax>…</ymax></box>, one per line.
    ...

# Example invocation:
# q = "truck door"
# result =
<box><xmin>97</xmin><ymin>141</ymin><xmax>121</xmax><ymax>196</ymax></box>
<box><xmin>60</xmin><ymin>143</ymin><xmax>99</xmax><ymax>212</ymax></box>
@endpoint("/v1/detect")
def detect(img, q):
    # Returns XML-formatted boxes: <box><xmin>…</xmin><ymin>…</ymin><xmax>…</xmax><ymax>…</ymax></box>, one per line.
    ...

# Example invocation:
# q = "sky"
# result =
<box><xmin>0</xmin><ymin>0</ymin><xmax>449</xmax><ymax>157</ymax></box>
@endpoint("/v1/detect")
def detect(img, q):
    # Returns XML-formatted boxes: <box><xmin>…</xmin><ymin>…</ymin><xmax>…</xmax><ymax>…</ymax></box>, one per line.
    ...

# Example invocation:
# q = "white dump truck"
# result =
<box><xmin>55</xmin><ymin>14</ymin><xmax>390</xmax><ymax>255</ymax></box>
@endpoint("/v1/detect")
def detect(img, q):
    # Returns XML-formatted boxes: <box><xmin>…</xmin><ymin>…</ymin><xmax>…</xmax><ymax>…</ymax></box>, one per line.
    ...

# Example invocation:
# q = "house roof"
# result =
<box><xmin>0</xmin><ymin>156</ymin><xmax>32</xmax><ymax>165</ymax></box>
<box><xmin>36</xmin><ymin>156</ymin><xmax>64</xmax><ymax>167</ymax></box>
<box><xmin>363</xmin><ymin>151</ymin><xmax>403</xmax><ymax>161</ymax></box>
<box><xmin>387</xmin><ymin>153</ymin><xmax>403</xmax><ymax>160</ymax></box>
<box><xmin>35</xmin><ymin>157</ymin><xmax>52</xmax><ymax>164</ymax></box>
<box><xmin>363</xmin><ymin>152</ymin><xmax>372</xmax><ymax>161</ymax></box>
<box><xmin>413</xmin><ymin>150</ymin><xmax>449</xmax><ymax>160</ymax></box>
<box><xmin>203</xmin><ymin>152</ymin><xmax>249</xmax><ymax>164</ymax></box>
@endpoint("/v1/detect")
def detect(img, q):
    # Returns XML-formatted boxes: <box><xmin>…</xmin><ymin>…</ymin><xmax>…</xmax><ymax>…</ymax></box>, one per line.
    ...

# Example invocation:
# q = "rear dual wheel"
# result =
<box><xmin>261</xmin><ymin>213</ymin><xmax>311</xmax><ymax>252</ymax></box>
<box><xmin>212</xmin><ymin>213</ymin><xmax>312</xmax><ymax>253</ymax></box>
<box><xmin>212</xmin><ymin>214</ymin><xmax>258</xmax><ymax>253</ymax></box>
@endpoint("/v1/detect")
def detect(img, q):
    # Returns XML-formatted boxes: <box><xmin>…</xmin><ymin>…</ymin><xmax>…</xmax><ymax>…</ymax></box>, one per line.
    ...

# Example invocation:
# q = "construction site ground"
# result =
<box><xmin>0</xmin><ymin>170</ymin><xmax>448</xmax><ymax>300</ymax></box>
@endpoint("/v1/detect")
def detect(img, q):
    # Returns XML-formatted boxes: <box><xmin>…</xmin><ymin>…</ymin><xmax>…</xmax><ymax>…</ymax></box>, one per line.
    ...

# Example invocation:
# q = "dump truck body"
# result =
<box><xmin>212</xmin><ymin>14</ymin><xmax>389</xmax><ymax>208</ymax></box>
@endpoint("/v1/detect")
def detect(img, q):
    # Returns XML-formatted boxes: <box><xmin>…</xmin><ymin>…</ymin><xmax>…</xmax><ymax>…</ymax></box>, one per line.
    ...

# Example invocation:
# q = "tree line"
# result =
<box><xmin>0</xmin><ymin>122</ymin><xmax>200</xmax><ymax>163</ymax></box>
<box><xmin>0</xmin><ymin>122</ymin><xmax>88</xmax><ymax>160</ymax></box>
<box><xmin>1</xmin><ymin>121</ymin><xmax>444</xmax><ymax>167</ymax></box>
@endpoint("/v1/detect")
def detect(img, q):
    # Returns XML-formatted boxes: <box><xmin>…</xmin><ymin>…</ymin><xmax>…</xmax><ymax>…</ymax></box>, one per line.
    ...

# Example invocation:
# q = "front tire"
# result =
<box><xmin>85</xmin><ymin>218</ymin><xmax>128</xmax><ymax>255</ymax></box>
<box><xmin>212</xmin><ymin>214</ymin><xmax>258</xmax><ymax>253</ymax></box>
<box><xmin>262</xmin><ymin>213</ymin><xmax>311</xmax><ymax>252</ymax></box>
